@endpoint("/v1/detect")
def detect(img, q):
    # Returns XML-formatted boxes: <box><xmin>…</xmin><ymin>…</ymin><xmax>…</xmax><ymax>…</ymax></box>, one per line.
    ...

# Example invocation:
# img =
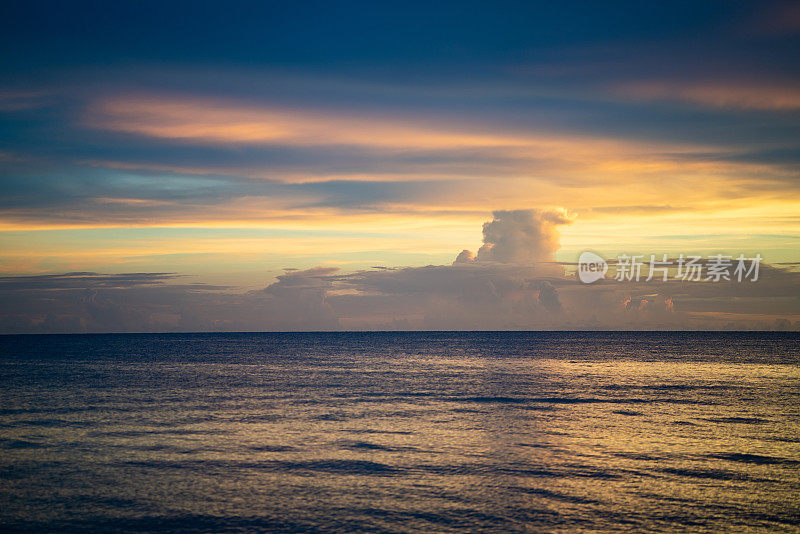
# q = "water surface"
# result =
<box><xmin>0</xmin><ymin>332</ymin><xmax>798</xmax><ymax>532</ymax></box>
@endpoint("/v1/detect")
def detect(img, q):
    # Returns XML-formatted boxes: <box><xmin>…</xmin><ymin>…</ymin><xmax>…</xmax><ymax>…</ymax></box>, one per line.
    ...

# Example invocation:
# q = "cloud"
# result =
<box><xmin>2</xmin><ymin>211</ymin><xmax>797</xmax><ymax>333</ymax></box>
<box><xmin>0</xmin><ymin>271</ymin><xmax>183</xmax><ymax>290</ymax></box>
<box><xmin>453</xmin><ymin>209</ymin><xmax>574</xmax><ymax>267</ymax></box>
<box><xmin>86</xmin><ymin>95</ymin><xmax>540</xmax><ymax>150</ymax></box>
<box><xmin>473</xmin><ymin>209</ymin><xmax>572</xmax><ymax>263</ymax></box>
<box><xmin>0</xmin><ymin>268</ymin><xmax>342</xmax><ymax>333</ymax></box>
<box><xmin>3</xmin><ymin>71</ymin><xmax>799</xmax><ymax>238</ymax></box>
<box><xmin>327</xmin><ymin>262</ymin><xmax>565</xmax><ymax>330</ymax></box>
<box><xmin>538</xmin><ymin>281</ymin><xmax>562</xmax><ymax>312</ymax></box>
<box><xmin>614</xmin><ymin>80</ymin><xmax>800</xmax><ymax>111</ymax></box>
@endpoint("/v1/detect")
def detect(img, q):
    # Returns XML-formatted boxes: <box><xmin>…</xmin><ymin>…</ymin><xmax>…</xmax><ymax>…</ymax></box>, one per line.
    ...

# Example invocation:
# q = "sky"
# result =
<box><xmin>1</xmin><ymin>0</ymin><xmax>799</xmax><ymax>332</ymax></box>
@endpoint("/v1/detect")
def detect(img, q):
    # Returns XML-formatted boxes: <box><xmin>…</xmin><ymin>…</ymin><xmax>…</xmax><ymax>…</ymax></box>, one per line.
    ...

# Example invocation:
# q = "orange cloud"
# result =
<box><xmin>88</xmin><ymin>96</ymin><xmax>538</xmax><ymax>149</ymax></box>
<box><xmin>87</xmin><ymin>94</ymin><xmax>719</xmax><ymax>160</ymax></box>
<box><xmin>82</xmin><ymin>93</ymin><xmax>788</xmax><ymax>194</ymax></box>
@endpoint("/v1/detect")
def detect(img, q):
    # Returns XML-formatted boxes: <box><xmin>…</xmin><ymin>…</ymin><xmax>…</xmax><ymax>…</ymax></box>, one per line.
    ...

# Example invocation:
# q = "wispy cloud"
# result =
<box><xmin>87</xmin><ymin>95</ymin><xmax>543</xmax><ymax>149</ymax></box>
<box><xmin>614</xmin><ymin>80</ymin><xmax>800</xmax><ymax>110</ymax></box>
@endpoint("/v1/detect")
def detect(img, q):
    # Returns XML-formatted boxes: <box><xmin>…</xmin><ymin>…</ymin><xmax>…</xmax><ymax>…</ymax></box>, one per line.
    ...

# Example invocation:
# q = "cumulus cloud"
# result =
<box><xmin>458</xmin><ymin>209</ymin><xmax>572</xmax><ymax>264</ymax></box>
<box><xmin>454</xmin><ymin>249</ymin><xmax>474</xmax><ymax>263</ymax></box>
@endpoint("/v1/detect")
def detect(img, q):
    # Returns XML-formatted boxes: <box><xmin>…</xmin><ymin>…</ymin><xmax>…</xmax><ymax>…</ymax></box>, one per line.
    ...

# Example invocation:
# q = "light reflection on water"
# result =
<box><xmin>0</xmin><ymin>332</ymin><xmax>798</xmax><ymax>532</ymax></box>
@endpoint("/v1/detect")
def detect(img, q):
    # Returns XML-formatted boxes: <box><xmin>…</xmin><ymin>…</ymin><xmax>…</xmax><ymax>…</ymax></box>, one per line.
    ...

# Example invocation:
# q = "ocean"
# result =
<box><xmin>0</xmin><ymin>332</ymin><xmax>798</xmax><ymax>532</ymax></box>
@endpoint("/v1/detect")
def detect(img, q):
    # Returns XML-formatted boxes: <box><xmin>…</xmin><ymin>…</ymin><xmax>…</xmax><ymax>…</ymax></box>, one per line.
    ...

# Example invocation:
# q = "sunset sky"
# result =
<box><xmin>1</xmin><ymin>1</ymin><xmax>799</xmax><ymax>331</ymax></box>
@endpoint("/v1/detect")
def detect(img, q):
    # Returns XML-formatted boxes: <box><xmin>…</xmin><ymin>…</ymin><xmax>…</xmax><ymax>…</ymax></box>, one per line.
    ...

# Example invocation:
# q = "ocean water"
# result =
<box><xmin>0</xmin><ymin>332</ymin><xmax>798</xmax><ymax>533</ymax></box>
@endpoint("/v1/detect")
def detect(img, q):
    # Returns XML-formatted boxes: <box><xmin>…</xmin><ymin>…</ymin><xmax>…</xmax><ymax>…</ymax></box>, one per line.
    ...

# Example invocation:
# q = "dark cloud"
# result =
<box><xmin>3</xmin><ymin>259</ymin><xmax>796</xmax><ymax>333</ymax></box>
<box><xmin>538</xmin><ymin>281</ymin><xmax>563</xmax><ymax>312</ymax></box>
<box><xmin>0</xmin><ymin>272</ymin><xmax>182</xmax><ymax>290</ymax></box>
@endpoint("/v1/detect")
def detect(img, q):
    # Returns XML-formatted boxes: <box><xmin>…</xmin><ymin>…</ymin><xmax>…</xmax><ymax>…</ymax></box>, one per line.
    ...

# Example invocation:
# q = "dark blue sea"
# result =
<box><xmin>0</xmin><ymin>332</ymin><xmax>798</xmax><ymax>533</ymax></box>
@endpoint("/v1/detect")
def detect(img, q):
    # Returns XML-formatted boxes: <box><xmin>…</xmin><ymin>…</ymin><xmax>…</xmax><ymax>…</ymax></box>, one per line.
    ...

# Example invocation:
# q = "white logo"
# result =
<box><xmin>578</xmin><ymin>251</ymin><xmax>608</xmax><ymax>284</ymax></box>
